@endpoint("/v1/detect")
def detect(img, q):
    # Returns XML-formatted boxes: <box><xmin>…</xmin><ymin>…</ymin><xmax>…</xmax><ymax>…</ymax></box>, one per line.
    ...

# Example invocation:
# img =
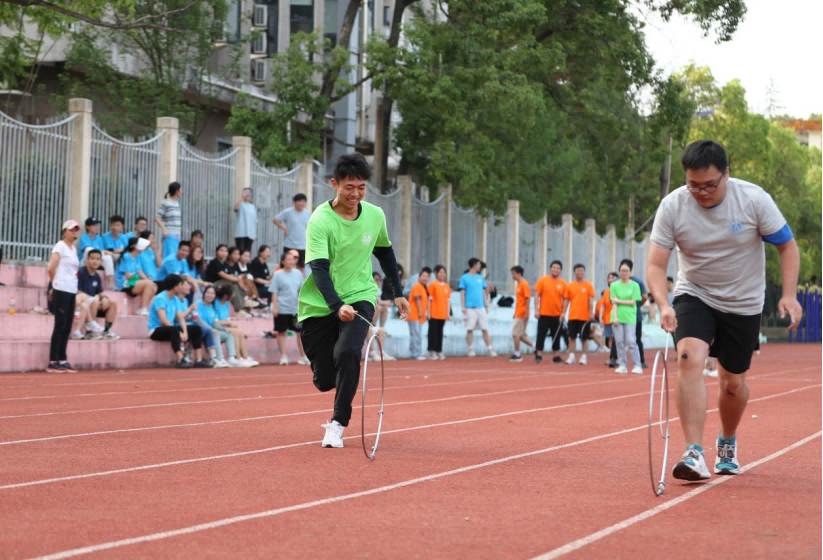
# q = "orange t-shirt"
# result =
<box><xmin>515</xmin><ymin>279</ymin><xmax>531</xmax><ymax>319</ymax></box>
<box><xmin>534</xmin><ymin>275</ymin><xmax>567</xmax><ymax>317</ymax></box>
<box><xmin>428</xmin><ymin>281</ymin><xmax>451</xmax><ymax>320</ymax></box>
<box><xmin>599</xmin><ymin>289</ymin><xmax>613</xmax><ymax>325</ymax></box>
<box><xmin>409</xmin><ymin>282</ymin><xmax>429</xmax><ymax>323</ymax></box>
<box><xmin>564</xmin><ymin>280</ymin><xmax>595</xmax><ymax>321</ymax></box>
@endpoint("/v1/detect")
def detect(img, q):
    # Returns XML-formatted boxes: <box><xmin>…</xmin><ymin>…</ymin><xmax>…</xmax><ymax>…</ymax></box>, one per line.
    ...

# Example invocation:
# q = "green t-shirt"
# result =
<box><xmin>610</xmin><ymin>279</ymin><xmax>641</xmax><ymax>324</ymax></box>
<box><xmin>298</xmin><ymin>201</ymin><xmax>391</xmax><ymax>322</ymax></box>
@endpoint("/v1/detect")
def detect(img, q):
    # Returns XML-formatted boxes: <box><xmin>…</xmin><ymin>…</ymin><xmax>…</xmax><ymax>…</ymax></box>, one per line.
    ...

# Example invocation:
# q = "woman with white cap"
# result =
<box><xmin>46</xmin><ymin>220</ymin><xmax>81</xmax><ymax>373</ymax></box>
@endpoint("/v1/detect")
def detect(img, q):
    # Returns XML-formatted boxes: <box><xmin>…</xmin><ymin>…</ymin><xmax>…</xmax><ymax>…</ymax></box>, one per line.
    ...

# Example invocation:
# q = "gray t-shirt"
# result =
<box><xmin>276</xmin><ymin>207</ymin><xmax>311</xmax><ymax>249</ymax></box>
<box><xmin>650</xmin><ymin>178</ymin><xmax>788</xmax><ymax>315</ymax></box>
<box><xmin>270</xmin><ymin>268</ymin><xmax>304</xmax><ymax>314</ymax></box>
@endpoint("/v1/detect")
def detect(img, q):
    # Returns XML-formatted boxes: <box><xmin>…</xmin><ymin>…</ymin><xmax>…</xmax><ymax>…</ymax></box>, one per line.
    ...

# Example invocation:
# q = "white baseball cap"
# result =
<box><xmin>136</xmin><ymin>238</ymin><xmax>151</xmax><ymax>251</ymax></box>
<box><xmin>62</xmin><ymin>220</ymin><xmax>80</xmax><ymax>231</ymax></box>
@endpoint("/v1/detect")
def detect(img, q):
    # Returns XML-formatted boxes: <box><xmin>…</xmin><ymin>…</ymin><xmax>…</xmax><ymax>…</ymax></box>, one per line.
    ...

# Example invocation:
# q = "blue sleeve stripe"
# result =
<box><xmin>762</xmin><ymin>224</ymin><xmax>793</xmax><ymax>246</ymax></box>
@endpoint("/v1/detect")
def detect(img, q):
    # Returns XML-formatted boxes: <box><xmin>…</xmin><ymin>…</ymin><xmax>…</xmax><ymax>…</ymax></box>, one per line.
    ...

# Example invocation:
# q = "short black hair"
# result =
<box><xmin>191</xmin><ymin>230</ymin><xmax>203</xmax><ymax>239</ymax></box>
<box><xmin>109</xmin><ymin>215</ymin><xmax>125</xmax><ymax>225</ymax></box>
<box><xmin>681</xmin><ymin>140</ymin><xmax>728</xmax><ymax>172</ymax></box>
<box><xmin>258</xmin><ymin>245</ymin><xmax>270</xmax><ymax>255</ymax></box>
<box><xmin>135</xmin><ymin>216</ymin><xmax>147</xmax><ymax>224</ymax></box>
<box><xmin>480</xmin><ymin>261</ymin><xmax>487</xmax><ymax>271</ymax></box>
<box><xmin>433</xmin><ymin>265</ymin><xmax>446</xmax><ymax>275</ymax></box>
<box><xmin>293</xmin><ymin>193</ymin><xmax>307</xmax><ymax>202</ymax></box>
<box><xmin>215</xmin><ymin>243</ymin><xmax>228</xmax><ymax>254</ymax></box>
<box><xmin>550</xmin><ymin>260</ymin><xmax>563</xmax><ymax>269</ymax></box>
<box><xmin>216</xmin><ymin>285</ymin><xmax>233</xmax><ymax>300</ymax></box>
<box><xmin>468</xmin><ymin>258</ymin><xmax>481</xmax><ymax>269</ymax></box>
<box><xmin>86</xmin><ymin>249</ymin><xmax>102</xmax><ymax>259</ymax></box>
<box><xmin>178</xmin><ymin>240</ymin><xmax>191</xmax><ymax>250</ymax></box>
<box><xmin>126</xmin><ymin>237</ymin><xmax>140</xmax><ymax>252</ymax></box>
<box><xmin>167</xmin><ymin>182</ymin><xmax>182</xmax><ymax>197</ymax></box>
<box><xmin>165</xmin><ymin>274</ymin><xmax>185</xmax><ymax>288</ymax></box>
<box><xmin>619</xmin><ymin>258</ymin><xmax>633</xmax><ymax>271</ymax></box>
<box><xmin>333</xmin><ymin>152</ymin><xmax>371</xmax><ymax>182</ymax></box>
<box><xmin>667</xmin><ymin>276</ymin><xmax>674</xmax><ymax>283</ymax></box>
<box><xmin>420</xmin><ymin>266</ymin><xmax>432</xmax><ymax>275</ymax></box>
<box><xmin>608</xmin><ymin>271</ymin><xmax>618</xmax><ymax>278</ymax></box>
<box><xmin>511</xmin><ymin>265</ymin><xmax>524</xmax><ymax>275</ymax></box>
<box><xmin>228</xmin><ymin>246</ymin><xmax>240</xmax><ymax>256</ymax></box>
<box><xmin>573</xmin><ymin>263</ymin><xmax>585</xmax><ymax>271</ymax></box>
<box><xmin>372</xmin><ymin>272</ymin><xmax>382</xmax><ymax>280</ymax></box>
<box><xmin>139</xmin><ymin>230</ymin><xmax>152</xmax><ymax>239</ymax></box>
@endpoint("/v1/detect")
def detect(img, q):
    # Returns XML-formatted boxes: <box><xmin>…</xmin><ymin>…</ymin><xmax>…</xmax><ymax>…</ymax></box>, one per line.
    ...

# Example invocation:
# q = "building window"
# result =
<box><xmin>324</xmin><ymin>0</ymin><xmax>338</xmax><ymax>48</ymax></box>
<box><xmin>257</xmin><ymin>0</ymin><xmax>279</xmax><ymax>55</ymax></box>
<box><xmin>290</xmin><ymin>0</ymin><xmax>314</xmax><ymax>36</ymax></box>
<box><xmin>383</xmin><ymin>5</ymin><xmax>391</xmax><ymax>26</ymax></box>
<box><xmin>225</xmin><ymin>0</ymin><xmax>241</xmax><ymax>42</ymax></box>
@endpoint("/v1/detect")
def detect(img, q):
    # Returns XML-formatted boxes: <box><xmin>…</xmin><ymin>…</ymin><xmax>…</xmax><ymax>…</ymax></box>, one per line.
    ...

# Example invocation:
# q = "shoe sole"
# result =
<box><xmin>714</xmin><ymin>464</ymin><xmax>741</xmax><ymax>475</ymax></box>
<box><xmin>321</xmin><ymin>442</ymin><xmax>344</xmax><ymax>448</ymax></box>
<box><xmin>672</xmin><ymin>462</ymin><xmax>711</xmax><ymax>481</ymax></box>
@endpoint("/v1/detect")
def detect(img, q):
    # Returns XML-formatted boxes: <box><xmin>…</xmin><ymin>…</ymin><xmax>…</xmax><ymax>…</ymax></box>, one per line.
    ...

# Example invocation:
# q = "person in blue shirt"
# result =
<box><xmin>117</xmin><ymin>237</ymin><xmax>158</xmax><ymax>316</ymax></box>
<box><xmin>458</xmin><ymin>258</ymin><xmax>497</xmax><ymax>357</ymax></box>
<box><xmin>195</xmin><ymin>285</ymin><xmax>236</xmax><ymax>368</ymax></box>
<box><xmin>620</xmin><ymin>258</ymin><xmax>649</xmax><ymax>368</ymax></box>
<box><xmin>155</xmin><ymin>240</ymin><xmax>191</xmax><ymax>289</ymax></box>
<box><xmin>213</xmin><ymin>284</ymin><xmax>258</xmax><ymax>367</ymax></box>
<box><xmin>124</xmin><ymin>216</ymin><xmax>149</xmax><ymax>241</ymax></box>
<box><xmin>147</xmin><ymin>274</ymin><xmax>208</xmax><ymax>369</ymax></box>
<box><xmin>76</xmin><ymin>249</ymin><xmax>120</xmax><ymax>340</ymax></box>
<box><xmin>102</xmin><ymin>215</ymin><xmax>129</xmax><ymax>260</ymax></box>
<box><xmin>136</xmin><ymin>230</ymin><xmax>162</xmax><ymax>281</ymax></box>
<box><xmin>182</xmin><ymin>244</ymin><xmax>210</xmax><ymax>303</ymax></box>
<box><xmin>78</xmin><ymin>217</ymin><xmax>117</xmax><ymax>290</ymax></box>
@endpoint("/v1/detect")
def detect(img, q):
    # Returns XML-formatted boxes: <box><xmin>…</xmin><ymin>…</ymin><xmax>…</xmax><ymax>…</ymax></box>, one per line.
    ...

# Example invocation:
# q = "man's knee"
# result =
<box><xmin>720</xmin><ymin>372</ymin><xmax>746</xmax><ymax>396</ymax></box>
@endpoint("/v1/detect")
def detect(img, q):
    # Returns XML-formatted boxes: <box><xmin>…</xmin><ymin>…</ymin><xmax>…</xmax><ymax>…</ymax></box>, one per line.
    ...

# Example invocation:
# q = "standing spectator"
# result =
<box><xmin>76</xmin><ymin>249</ymin><xmax>119</xmax><ymax>340</ymax></box>
<box><xmin>102</xmin><ymin>215</ymin><xmax>128</xmax><ymax>272</ymax></box>
<box><xmin>599</xmin><ymin>272</ymin><xmax>619</xmax><ymax>368</ymax></box>
<box><xmin>233</xmin><ymin>188</ymin><xmax>257</xmax><ymax>253</ymax></box>
<box><xmin>196</xmin><ymin>286</ymin><xmax>232</xmax><ymax>368</ymax></box>
<box><xmin>270</xmin><ymin>251</ymin><xmax>310</xmax><ymax>366</ymax></box>
<box><xmin>427</xmin><ymin>265</ymin><xmax>451</xmax><ymax>360</ymax></box>
<box><xmin>666</xmin><ymin>276</ymin><xmax>675</xmax><ymax>305</ymax></box>
<box><xmin>509</xmin><ymin>266</ymin><xmax>535</xmax><ymax>362</ymax></box>
<box><xmin>249</xmin><ymin>245</ymin><xmax>273</xmax><ymax>307</ymax></box>
<box><xmin>533</xmin><ymin>260</ymin><xmax>568</xmax><ymax>364</ymax></box>
<box><xmin>147</xmin><ymin>274</ymin><xmax>205</xmax><ymax>369</ymax></box>
<box><xmin>562</xmin><ymin>264</ymin><xmax>596</xmax><ymax>365</ymax></box>
<box><xmin>155</xmin><ymin>181</ymin><xmax>183</xmax><ymax>259</ymax></box>
<box><xmin>78</xmin><ymin>217</ymin><xmax>117</xmax><ymax>290</ymax></box>
<box><xmin>273</xmin><ymin>193</ymin><xmax>311</xmax><ymax>268</ymax></box>
<box><xmin>619</xmin><ymin>258</ymin><xmax>649</xmax><ymax>368</ymax></box>
<box><xmin>611</xmin><ymin>262</ymin><xmax>643</xmax><ymax>374</ymax></box>
<box><xmin>154</xmin><ymin>241</ymin><xmax>191</xmax><ymax>292</ymax></box>
<box><xmin>378</xmin><ymin>264</ymin><xmax>404</xmax><ymax>326</ymax></box>
<box><xmin>137</xmin><ymin>231</ymin><xmax>162</xmax><ymax>281</ymax></box>
<box><xmin>117</xmin><ymin>237</ymin><xmax>158</xmax><ymax>316</ymax></box>
<box><xmin>214</xmin><ymin>285</ymin><xmax>259</xmax><ymax>366</ymax></box>
<box><xmin>125</xmin><ymin>216</ymin><xmax>148</xmax><ymax>240</ymax></box>
<box><xmin>46</xmin><ymin>220</ymin><xmax>81</xmax><ymax>373</ymax></box>
<box><xmin>408</xmin><ymin>267</ymin><xmax>431</xmax><ymax>360</ymax></box>
<box><xmin>459</xmin><ymin>258</ymin><xmax>497</xmax><ymax>357</ymax></box>
<box><xmin>205</xmin><ymin>244</ymin><xmax>245</xmax><ymax>313</ymax></box>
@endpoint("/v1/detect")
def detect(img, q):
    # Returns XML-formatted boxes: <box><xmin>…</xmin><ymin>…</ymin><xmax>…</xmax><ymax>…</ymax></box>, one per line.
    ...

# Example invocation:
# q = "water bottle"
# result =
<box><xmin>8</xmin><ymin>296</ymin><xmax>16</xmax><ymax>316</ymax></box>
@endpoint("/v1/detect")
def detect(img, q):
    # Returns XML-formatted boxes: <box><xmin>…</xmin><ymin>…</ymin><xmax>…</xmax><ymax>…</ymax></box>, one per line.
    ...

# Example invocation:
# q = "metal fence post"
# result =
<box><xmin>297</xmin><ymin>159</ymin><xmax>314</xmax><ymax>210</ymax></box>
<box><xmin>537</xmin><ymin>213</ymin><xmax>548</xmax><ymax>278</ymax></box>
<box><xmin>442</xmin><ymin>186</ymin><xmax>453</xmax><ymax>274</ymax></box>
<box><xmin>586</xmin><ymin>218</ymin><xmax>596</xmax><ymax>288</ymax></box>
<box><xmin>607</xmin><ymin>224</ymin><xmax>617</xmax><ymax>274</ymax></box>
<box><xmin>507</xmin><ymin>200</ymin><xmax>520</xmax><ymax>292</ymax></box>
<box><xmin>231</xmin><ymin>136</ymin><xmax>252</xmax><ymax>242</ymax></box>
<box><xmin>562</xmin><ymin>214</ymin><xmax>573</xmax><ymax>282</ymax></box>
<box><xmin>68</xmin><ymin>99</ymin><xmax>93</xmax><ymax>225</ymax></box>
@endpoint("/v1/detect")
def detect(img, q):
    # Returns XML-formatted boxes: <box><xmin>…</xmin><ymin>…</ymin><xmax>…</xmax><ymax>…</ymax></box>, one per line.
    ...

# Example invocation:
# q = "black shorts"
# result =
<box><xmin>122</xmin><ymin>287</ymin><xmax>135</xmax><ymax>297</ymax></box>
<box><xmin>274</xmin><ymin>313</ymin><xmax>302</xmax><ymax>333</ymax></box>
<box><xmin>674</xmin><ymin>294</ymin><xmax>761</xmax><ymax>374</ymax></box>
<box><xmin>568</xmin><ymin>319</ymin><xmax>591</xmax><ymax>340</ymax></box>
<box><xmin>284</xmin><ymin>247</ymin><xmax>306</xmax><ymax>267</ymax></box>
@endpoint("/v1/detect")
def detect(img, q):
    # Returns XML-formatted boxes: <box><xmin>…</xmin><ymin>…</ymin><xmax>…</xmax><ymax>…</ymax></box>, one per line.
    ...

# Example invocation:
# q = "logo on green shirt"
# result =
<box><xmin>362</xmin><ymin>231</ymin><xmax>373</xmax><ymax>245</ymax></box>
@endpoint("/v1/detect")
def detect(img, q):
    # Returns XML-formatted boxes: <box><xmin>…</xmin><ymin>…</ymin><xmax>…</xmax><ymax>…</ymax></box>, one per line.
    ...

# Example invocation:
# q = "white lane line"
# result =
<box><xmin>4</xmin><ymin>383</ymin><xmax>818</xmax><ymax>492</ymax></box>
<box><xmin>0</xmin><ymin>377</ymin><xmax>636</xmax><ymax>446</ymax></box>
<box><xmin>28</xmin><ymin>398</ymin><xmax>822</xmax><ymax>560</ymax></box>
<box><xmin>0</xmin><ymin>373</ymin><xmax>545</xmax><ymax>420</ymax></box>
<box><xmin>530</xmin><ymin>431</ymin><xmax>823</xmax><ymax>560</ymax></box>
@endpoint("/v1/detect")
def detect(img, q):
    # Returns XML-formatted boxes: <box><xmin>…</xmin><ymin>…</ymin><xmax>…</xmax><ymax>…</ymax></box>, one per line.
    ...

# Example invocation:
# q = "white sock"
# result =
<box><xmin>514</xmin><ymin>351</ymin><xmax>521</xmax><ymax>357</ymax></box>
<box><xmin>568</xmin><ymin>352</ymin><xmax>575</xmax><ymax>359</ymax></box>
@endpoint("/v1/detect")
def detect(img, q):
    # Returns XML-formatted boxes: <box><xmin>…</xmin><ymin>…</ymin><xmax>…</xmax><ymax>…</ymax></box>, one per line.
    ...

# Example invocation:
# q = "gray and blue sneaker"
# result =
<box><xmin>673</xmin><ymin>444</ymin><xmax>711</xmax><ymax>481</ymax></box>
<box><xmin>715</xmin><ymin>434</ymin><xmax>740</xmax><ymax>475</ymax></box>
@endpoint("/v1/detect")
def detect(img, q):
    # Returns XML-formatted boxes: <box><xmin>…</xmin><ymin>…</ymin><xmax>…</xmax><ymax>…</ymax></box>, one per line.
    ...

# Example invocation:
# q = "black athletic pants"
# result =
<box><xmin>636</xmin><ymin>321</ymin><xmax>646</xmax><ymax>365</ymax></box>
<box><xmin>150</xmin><ymin>325</ymin><xmax>203</xmax><ymax>353</ymax></box>
<box><xmin>235</xmin><ymin>237</ymin><xmax>253</xmax><ymax>254</ymax></box>
<box><xmin>301</xmin><ymin>301</ymin><xmax>374</xmax><ymax>427</ymax></box>
<box><xmin>536</xmin><ymin>315</ymin><xmax>565</xmax><ymax>352</ymax></box>
<box><xmin>428</xmin><ymin>318</ymin><xmax>446</xmax><ymax>353</ymax></box>
<box><xmin>49</xmin><ymin>289</ymin><xmax>76</xmax><ymax>362</ymax></box>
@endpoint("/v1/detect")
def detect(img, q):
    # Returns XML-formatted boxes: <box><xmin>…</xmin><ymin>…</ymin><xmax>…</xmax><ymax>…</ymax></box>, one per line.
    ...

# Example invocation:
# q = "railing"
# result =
<box><xmin>0</xmin><ymin>111</ymin><xmax>77</xmax><ymax>261</ymax></box>
<box><xmin>486</xmin><ymin>209</ymin><xmax>512</xmax><ymax>288</ymax></box>
<box><xmin>789</xmin><ymin>287</ymin><xmax>822</xmax><ymax>343</ymax></box>
<box><xmin>450</xmin><ymin>204</ymin><xmax>477</xmax><ymax>279</ymax></box>
<box><xmin>250</xmin><ymin>158</ymin><xmax>298</xmax><ymax>257</ymax></box>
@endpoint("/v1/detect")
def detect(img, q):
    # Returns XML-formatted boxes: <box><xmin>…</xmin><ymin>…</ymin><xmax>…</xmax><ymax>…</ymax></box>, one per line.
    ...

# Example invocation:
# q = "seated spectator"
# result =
<box><xmin>214</xmin><ymin>285</ymin><xmax>259</xmax><ymax>366</ymax></box>
<box><xmin>269</xmin><ymin>250</ymin><xmax>309</xmax><ymax>366</ymax></box>
<box><xmin>117</xmin><ymin>237</ymin><xmax>158</xmax><ymax>316</ymax></box>
<box><xmin>137</xmin><ymin>230</ymin><xmax>162</xmax><ymax>281</ymax></box>
<box><xmin>204</xmin><ymin>244</ymin><xmax>246</xmax><ymax>314</ymax></box>
<box><xmin>147</xmin><ymin>274</ymin><xmax>207</xmax><ymax>369</ymax></box>
<box><xmin>102</xmin><ymin>215</ymin><xmax>128</xmax><ymax>262</ymax></box>
<box><xmin>176</xmin><ymin>281</ymin><xmax>215</xmax><ymax>368</ymax></box>
<box><xmin>237</xmin><ymin>248</ymin><xmax>265</xmax><ymax>306</ymax></box>
<box><xmin>195</xmin><ymin>285</ymin><xmax>235</xmax><ymax>368</ymax></box>
<box><xmin>190</xmin><ymin>229</ymin><xmax>204</xmax><ymax>252</ymax></box>
<box><xmin>249</xmin><ymin>245</ymin><xmax>273</xmax><ymax>307</ymax></box>
<box><xmin>183</xmin><ymin>244</ymin><xmax>210</xmax><ymax>302</ymax></box>
<box><xmin>154</xmin><ymin>241</ymin><xmax>191</xmax><ymax>291</ymax></box>
<box><xmin>76</xmin><ymin>249</ymin><xmax>119</xmax><ymax>340</ymax></box>
<box><xmin>78</xmin><ymin>217</ymin><xmax>116</xmax><ymax>290</ymax></box>
<box><xmin>125</xmin><ymin>216</ymin><xmax>149</xmax><ymax>240</ymax></box>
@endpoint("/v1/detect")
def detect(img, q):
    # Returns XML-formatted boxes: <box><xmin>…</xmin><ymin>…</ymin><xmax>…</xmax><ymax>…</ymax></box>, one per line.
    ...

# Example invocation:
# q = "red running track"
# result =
<box><xmin>0</xmin><ymin>344</ymin><xmax>820</xmax><ymax>559</ymax></box>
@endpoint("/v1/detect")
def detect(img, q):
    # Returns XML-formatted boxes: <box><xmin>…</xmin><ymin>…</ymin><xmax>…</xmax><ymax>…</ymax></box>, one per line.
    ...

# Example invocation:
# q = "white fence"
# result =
<box><xmin>251</xmin><ymin>158</ymin><xmax>297</xmax><ymax>256</ymax></box>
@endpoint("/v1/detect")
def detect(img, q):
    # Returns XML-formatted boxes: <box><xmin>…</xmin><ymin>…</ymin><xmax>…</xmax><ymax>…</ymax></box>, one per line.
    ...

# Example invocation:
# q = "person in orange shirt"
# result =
<box><xmin>508</xmin><ymin>266</ymin><xmax>535</xmax><ymax>362</ymax></box>
<box><xmin>562</xmin><ymin>263</ymin><xmax>596</xmax><ymax>365</ymax></box>
<box><xmin>427</xmin><ymin>265</ymin><xmax>451</xmax><ymax>360</ymax></box>
<box><xmin>599</xmin><ymin>272</ymin><xmax>619</xmax><ymax>368</ymax></box>
<box><xmin>533</xmin><ymin>260</ymin><xmax>568</xmax><ymax>364</ymax></box>
<box><xmin>408</xmin><ymin>267</ymin><xmax>431</xmax><ymax>360</ymax></box>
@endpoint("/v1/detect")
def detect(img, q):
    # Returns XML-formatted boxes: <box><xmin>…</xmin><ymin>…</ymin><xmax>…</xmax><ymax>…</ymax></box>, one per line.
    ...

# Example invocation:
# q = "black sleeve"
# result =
<box><xmin>372</xmin><ymin>246</ymin><xmax>402</xmax><ymax>299</ymax></box>
<box><xmin>309</xmin><ymin>259</ymin><xmax>345</xmax><ymax>314</ymax></box>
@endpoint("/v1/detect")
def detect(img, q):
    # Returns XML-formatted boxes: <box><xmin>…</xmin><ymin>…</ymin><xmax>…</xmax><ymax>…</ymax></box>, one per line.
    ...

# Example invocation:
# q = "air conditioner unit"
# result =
<box><xmin>251</xmin><ymin>34</ymin><xmax>267</xmax><ymax>56</ymax></box>
<box><xmin>253</xmin><ymin>5</ymin><xmax>268</xmax><ymax>28</ymax></box>
<box><xmin>251</xmin><ymin>59</ymin><xmax>267</xmax><ymax>84</ymax></box>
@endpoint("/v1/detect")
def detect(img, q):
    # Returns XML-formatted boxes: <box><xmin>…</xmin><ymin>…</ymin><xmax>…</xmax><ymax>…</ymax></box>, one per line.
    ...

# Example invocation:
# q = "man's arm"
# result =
<box><xmin>775</xmin><ymin>238</ymin><xmax>803</xmax><ymax>329</ymax></box>
<box><xmin>647</xmin><ymin>244</ymin><xmax>674</xmax><ymax>332</ymax></box>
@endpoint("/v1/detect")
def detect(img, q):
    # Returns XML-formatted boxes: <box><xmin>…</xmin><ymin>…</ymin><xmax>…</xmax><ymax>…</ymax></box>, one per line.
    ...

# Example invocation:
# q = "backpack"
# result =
<box><xmin>497</xmin><ymin>295</ymin><xmax>514</xmax><ymax>308</ymax></box>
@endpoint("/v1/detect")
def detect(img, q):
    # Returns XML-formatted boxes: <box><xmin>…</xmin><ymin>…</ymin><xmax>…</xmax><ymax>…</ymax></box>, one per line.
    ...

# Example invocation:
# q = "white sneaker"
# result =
<box><xmin>579</xmin><ymin>355</ymin><xmax>587</xmax><ymax>365</ymax></box>
<box><xmin>487</xmin><ymin>347</ymin><xmax>498</xmax><ymax>358</ymax></box>
<box><xmin>321</xmin><ymin>420</ymin><xmax>345</xmax><ymax>448</ymax></box>
<box><xmin>297</xmin><ymin>356</ymin><xmax>311</xmax><ymax>366</ymax></box>
<box><xmin>438</xmin><ymin>352</ymin><xmax>446</xmax><ymax>360</ymax></box>
<box><xmin>84</xmin><ymin>331</ymin><xmax>102</xmax><ymax>340</ymax></box>
<box><xmin>72</xmin><ymin>330</ymin><xmax>85</xmax><ymax>340</ymax></box>
<box><xmin>631</xmin><ymin>365</ymin><xmax>643</xmax><ymax>375</ymax></box>
<box><xmin>279</xmin><ymin>355</ymin><xmax>289</xmax><ymax>366</ymax></box>
<box><xmin>381</xmin><ymin>352</ymin><xmax>396</xmax><ymax>361</ymax></box>
<box><xmin>212</xmin><ymin>358</ymin><xmax>230</xmax><ymax>368</ymax></box>
<box><xmin>244</xmin><ymin>358</ymin><xmax>260</xmax><ymax>367</ymax></box>
<box><xmin>428</xmin><ymin>352</ymin><xmax>439</xmax><ymax>360</ymax></box>
<box><xmin>85</xmin><ymin>320</ymin><xmax>104</xmax><ymax>333</ymax></box>
<box><xmin>102</xmin><ymin>330</ymin><xmax>120</xmax><ymax>340</ymax></box>
<box><xmin>370</xmin><ymin>352</ymin><xmax>381</xmax><ymax>362</ymax></box>
<box><xmin>416</xmin><ymin>356</ymin><xmax>428</xmax><ymax>361</ymax></box>
<box><xmin>468</xmin><ymin>348</ymin><xmax>477</xmax><ymax>357</ymax></box>
<box><xmin>673</xmin><ymin>445</ymin><xmax>711</xmax><ymax>481</ymax></box>
<box><xmin>227</xmin><ymin>357</ymin><xmax>244</xmax><ymax>368</ymax></box>
<box><xmin>703</xmin><ymin>369</ymin><xmax>719</xmax><ymax>378</ymax></box>
<box><xmin>614</xmin><ymin>366</ymin><xmax>628</xmax><ymax>374</ymax></box>
<box><xmin>565</xmin><ymin>355</ymin><xmax>576</xmax><ymax>365</ymax></box>
<box><xmin>135</xmin><ymin>307</ymin><xmax>149</xmax><ymax>316</ymax></box>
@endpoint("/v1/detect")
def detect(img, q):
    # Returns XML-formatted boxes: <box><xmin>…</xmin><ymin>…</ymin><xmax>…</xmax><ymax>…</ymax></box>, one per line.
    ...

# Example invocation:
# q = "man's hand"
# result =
<box><xmin>778</xmin><ymin>296</ymin><xmax>803</xmax><ymax>330</ymax></box>
<box><xmin>659</xmin><ymin>305</ymin><xmax>677</xmax><ymax>333</ymax></box>
<box><xmin>272</xmin><ymin>305</ymin><xmax>279</xmax><ymax>318</ymax></box>
<box><xmin>337</xmin><ymin>304</ymin><xmax>356</xmax><ymax>322</ymax></box>
<box><xmin>395</xmin><ymin>297</ymin><xmax>411</xmax><ymax>320</ymax></box>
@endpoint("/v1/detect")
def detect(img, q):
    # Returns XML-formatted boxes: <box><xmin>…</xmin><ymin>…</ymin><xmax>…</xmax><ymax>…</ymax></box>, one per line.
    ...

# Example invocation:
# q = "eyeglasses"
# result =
<box><xmin>687</xmin><ymin>172</ymin><xmax>725</xmax><ymax>194</ymax></box>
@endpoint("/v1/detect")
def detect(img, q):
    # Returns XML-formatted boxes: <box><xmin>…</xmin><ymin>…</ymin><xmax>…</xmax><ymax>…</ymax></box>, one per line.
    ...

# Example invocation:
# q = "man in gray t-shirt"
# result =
<box><xmin>647</xmin><ymin>140</ymin><xmax>802</xmax><ymax>484</ymax></box>
<box><xmin>273</xmin><ymin>193</ymin><xmax>311</xmax><ymax>268</ymax></box>
<box><xmin>269</xmin><ymin>251</ymin><xmax>309</xmax><ymax>366</ymax></box>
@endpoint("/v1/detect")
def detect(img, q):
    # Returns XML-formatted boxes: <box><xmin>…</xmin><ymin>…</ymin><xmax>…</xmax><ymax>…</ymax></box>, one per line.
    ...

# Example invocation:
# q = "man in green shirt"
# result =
<box><xmin>610</xmin><ymin>262</ymin><xmax>643</xmax><ymax>375</ymax></box>
<box><xmin>298</xmin><ymin>153</ymin><xmax>409</xmax><ymax>449</ymax></box>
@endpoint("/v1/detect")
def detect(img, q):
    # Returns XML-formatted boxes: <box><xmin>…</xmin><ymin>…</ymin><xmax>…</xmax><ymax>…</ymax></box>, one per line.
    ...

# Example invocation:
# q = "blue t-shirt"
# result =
<box><xmin>116</xmin><ymin>252</ymin><xmax>140</xmax><ymax>290</ymax></box>
<box><xmin>148</xmin><ymin>291</ymin><xmax>179</xmax><ymax>331</ymax></box>
<box><xmin>214</xmin><ymin>300</ymin><xmax>231</xmax><ymax>321</ymax></box>
<box><xmin>156</xmin><ymin>255</ymin><xmax>185</xmax><ymax>281</ymax></box>
<box><xmin>458</xmin><ymin>273</ymin><xmax>487</xmax><ymax>309</ymax></box>
<box><xmin>139</xmin><ymin>248</ymin><xmax>159</xmax><ymax>280</ymax></box>
<box><xmin>182</xmin><ymin>259</ymin><xmax>201</xmax><ymax>280</ymax></box>
<box><xmin>176</xmin><ymin>295</ymin><xmax>192</xmax><ymax>324</ymax></box>
<box><xmin>102</xmin><ymin>232</ymin><xmax>128</xmax><ymax>252</ymax></box>
<box><xmin>78</xmin><ymin>233</ymin><xmax>104</xmax><ymax>258</ymax></box>
<box><xmin>631</xmin><ymin>275</ymin><xmax>647</xmax><ymax>322</ymax></box>
<box><xmin>196</xmin><ymin>301</ymin><xmax>217</xmax><ymax>326</ymax></box>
